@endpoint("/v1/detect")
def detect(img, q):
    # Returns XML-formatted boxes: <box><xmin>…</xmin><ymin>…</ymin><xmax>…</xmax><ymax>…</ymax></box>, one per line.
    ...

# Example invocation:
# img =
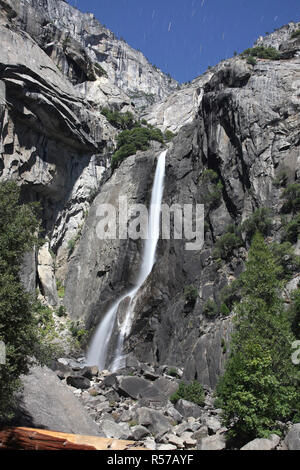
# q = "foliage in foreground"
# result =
<box><xmin>170</xmin><ymin>381</ymin><xmax>205</xmax><ymax>406</ymax></box>
<box><xmin>0</xmin><ymin>182</ymin><xmax>57</xmax><ymax>420</ymax></box>
<box><xmin>216</xmin><ymin>233</ymin><xmax>299</xmax><ymax>445</ymax></box>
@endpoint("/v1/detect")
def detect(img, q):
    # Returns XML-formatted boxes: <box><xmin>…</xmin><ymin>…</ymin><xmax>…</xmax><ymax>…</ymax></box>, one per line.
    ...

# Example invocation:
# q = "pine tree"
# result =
<box><xmin>216</xmin><ymin>232</ymin><xmax>299</xmax><ymax>445</ymax></box>
<box><xmin>0</xmin><ymin>182</ymin><xmax>54</xmax><ymax>419</ymax></box>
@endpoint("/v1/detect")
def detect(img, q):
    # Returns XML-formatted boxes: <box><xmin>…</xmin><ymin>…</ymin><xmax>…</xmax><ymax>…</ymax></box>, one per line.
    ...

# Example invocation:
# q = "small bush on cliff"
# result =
<box><xmin>241</xmin><ymin>46</ymin><xmax>280</xmax><ymax>60</ymax></box>
<box><xmin>219</xmin><ymin>279</ymin><xmax>241</xmax><ymax>312</ymax></box>
<box><xmin>200</xmin><ymin>170</ymin><xmax>223</xmax><ymax>210</ymax></box>
<box><xmin>213</xmin><ymin>231</ymin><xmax>243</xmax><ymax>260</ymax></box>
<box><xmin>242</xmin><ymin>207</ymin><xmax>273</xmax><ymax>241</ymax></box>
<box><xmin>280</xmin><ymin>183</ymin><xmax>300</xmax><ymax>215</ymax></box>
<box><xmin>270</xmin><ymin>241</ymin><xmax>300</xmax><ymax>279</ymax></box>
<box><xmin>164</xmin><ymin>130</ymin><xmax>176</xmax><ymax>142</ymax></box>
<box><xmin>184</xmin><ymin>285</ymin><xmax>198</xmax><ymax>303</ymax></box>
<box><xmin>111</xmin><ymin>126</ymin><xmax>164</xmax><ymax>170</ymax></box>
<box><xmin>170</xmin><ymin>381</ymin><xmax>205</xmax><ymax>406</ymax></box>
<box><xmin>288</xmin><ymin>288</ymin><xmax>300</xmax><ymax>339</ymax></box>
<box><xmin>0</xmin><ymin>182</ymin><xmax>56</xmax><ymax>419</ymax></box>
<box><xmin>282</xmin><ymin>214</ymin><xmax>300</xmax><ymax>244</ymax></box>
<box><xmin>247</xmin><ymin>56</ymin><xmax>257</xmax><ymax>66</ymax></box>
<box><xmin>101</xmin><ymin>108</ymin><xmax>136</xmax><ymax>130</ymax></box>
<box><xmin>216</xmin><ymin>233</ymin><xmax>299</xmax><ymax>445</ymax></box>
<box><xmin>291</xmin><ymin>29</ymin><xmax>300</xmax><ymax>39</ymax></box>
<box><xmin>202</xmin><ymin>298</ymin><xmax>219</xmax><ymax>318</ymax></box>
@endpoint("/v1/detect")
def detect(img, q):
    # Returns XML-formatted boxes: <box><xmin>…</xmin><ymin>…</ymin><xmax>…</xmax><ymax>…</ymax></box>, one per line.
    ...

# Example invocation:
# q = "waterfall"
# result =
<box><xmin>86</xmin><ymin>150</ymin><xmax>167</xmax><ymax>370</ymax></box>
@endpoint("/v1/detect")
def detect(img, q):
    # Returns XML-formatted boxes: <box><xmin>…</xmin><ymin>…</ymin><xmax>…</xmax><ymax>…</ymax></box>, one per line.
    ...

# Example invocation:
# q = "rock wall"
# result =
<box><xmin>66</xmin><ymin>32</ymin><xmax>300</xmax><ymax>386</ymax></box>
<box><xmin>0</xmin><ymin>0</ymin><xmax>299</xmax><ymax>387</ymax></box>
<box><xmin>16</xmin><ymin>0</ymin><xmax>179</xmax><ymax>109</ymax></box>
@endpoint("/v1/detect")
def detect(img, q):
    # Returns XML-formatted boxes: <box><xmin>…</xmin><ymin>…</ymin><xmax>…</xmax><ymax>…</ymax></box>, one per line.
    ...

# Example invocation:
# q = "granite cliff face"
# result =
<box><xmin>0</xmin><ymin>0</ymin><xmax>299</xmax><ymax>387</ymax></box>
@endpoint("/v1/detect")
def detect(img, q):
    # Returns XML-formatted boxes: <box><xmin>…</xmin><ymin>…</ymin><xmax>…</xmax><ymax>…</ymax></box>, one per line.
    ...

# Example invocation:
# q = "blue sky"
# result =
<box><xmin>68</xmin><ymin>0</ymin><xmax>299</xmax><ymax>83</ymax></box>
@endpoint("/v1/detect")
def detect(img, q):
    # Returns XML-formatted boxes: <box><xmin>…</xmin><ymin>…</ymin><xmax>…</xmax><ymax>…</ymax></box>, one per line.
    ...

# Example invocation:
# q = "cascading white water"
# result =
<box><xmin>86</xmin><ymin>150</ymin><xmax>167</xmax><ymax>370</ymax></box>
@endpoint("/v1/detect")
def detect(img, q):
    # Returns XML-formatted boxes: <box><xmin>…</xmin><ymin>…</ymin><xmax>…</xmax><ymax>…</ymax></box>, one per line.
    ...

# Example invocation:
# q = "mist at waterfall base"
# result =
<box><xmin>86</xmin><ymin>150</ymin><xmax>167</xmax><ymax>371</ymax></box>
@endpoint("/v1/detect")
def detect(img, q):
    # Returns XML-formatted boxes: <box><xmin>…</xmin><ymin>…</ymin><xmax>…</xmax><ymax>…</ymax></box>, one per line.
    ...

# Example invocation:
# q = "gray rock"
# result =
<box><xmin>204</xmin><ymin>416</ymin><xmax>222</xmax><ymax>434</ymax></box>
<box><xmin>166</xmin><ymin>434</ymin><xmax>185</xmax><ymax>448</ymax></box>
<box><xmin>99</xmin><ymin>419</ymin><xmax>132</xmax><ymax>440</ymax></box>
<box><xmin>284</xmin><ymin>424</ymin><xmax>300</xmax><ymax>450</ymax></box>
<box><xmin>116</xmin><ymin>376</ymin><xmax>166</xmax><ymax>405</ymax></box>
<box><xmin>13</xmin><ymin>365</ymin><xmax>101</xmax><ymax>435</ymax></box>
<box><xmin>175</xmin><ymin>399</ymin><xmax>202</xmax><ymax>419</ymax></box>
<box><xmin>81</xmin><ymin>366</ymin><xmax>99</xmax><ymax>379</ymax></box>
<box><xmin>197</xmin><ymin>434</ymin><xmax>226</xmax><ymax>451</ymax></box>
<box><xmin>66</xmin><ymin>375</ymin><xmax>91</xmax><ymax>390</ymax></box>
<box><xmin>137</xmin><ymin>407</ymin><xmax>172</xmax><ymax>436</ymax></box>
<box><xmin>131</xmin><ymin>425</ymin><xmax>151</xmax><ymax>440</ymax></box>
<box><xmin>193</xmin><ymin>426</ymin><xmax>209</xmax><ymax>440</ymax></box>
<box><xmin>154</xmin><ymin>377</ymin><xmax>179</xmax><ymax>398</ymax></box>
<box><xmin>241</xmin><ymin>434</ymin><xmax>281</xmax><ymax>451</ymax></box>
<box><xmin>95</xmin><ymin>402</ymin><xmax>111</xmax><ymax>413</ymax></box>
<box><xmin>166</xmin><ymin>406</ymin><xmax>183</xmax><ymax>424</ymax></box>
<box><xmin>143</xmin><ymin>438</ymin><xmax>156</xmax><ymax>450</ymax></box>
<box><xmin>157</xmin><ymin>444</ymin><xmax>177</xmax><ymax>450</ymax></box>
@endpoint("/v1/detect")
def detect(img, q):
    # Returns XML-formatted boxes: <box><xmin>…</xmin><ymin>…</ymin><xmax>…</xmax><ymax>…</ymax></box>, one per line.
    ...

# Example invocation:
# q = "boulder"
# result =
<box><xmin>66</xmin><ymin>375</ymin><xmax>91</xmax><ymax>390</ymax></box>
<box><xmin>284</xmin><ymin>424</ymin><xmax>300</xmax><ymax>450</ymax></box>
<box><xmin>166</xmin><ymin>433</ymin><xmax>185</xmax><ymax>448</ymax></box>
<box><xmin>103</xmin><ymin>373</ymin><xmax>118</xmax><ymax>388</ymax></box>
<box><xmin>50</xmin><ymin>360</ymin><xmax>73</xmax><ymax>380</ymax></box>
<box><xmin>157</xmin><ymin>444</ymin><xmax>177</xmax><ymax>450</ymax></box>
<box><xmin>137</xmin><ymin>407</ymin><xmax>172</xmax><ymax>436</ymax></box>
<box><xmin>99</xmin><ymin>420</ymin><xmax>132</xmax><ymax>440</ymax></box>
<box><xmin>166</xmin><ymin>406</ymin><xmax>183</xmax><ymax>424</ymax></box>
<box><xmin>12</xmin><ymin>366</ymin><xmax>101</xmax><ymax>435</ymax></box>
<box><xmin>241</xmin><ymin>434</ymin><xmax>281</xmax><ymax>451</ymax></box>
<box><xmin>197</xmin><ymin>434</ymin><xmax>226</xmax><ymax>450</ymax></box>
<box><xmin>154</xmin><ymin>377</ymin><xmax>179</xmax><ymax>397</ymax></box>
<box><xmin>116</xmin><ymin>376</ymin><xmax>167</xmax><ymax>405</ymax></box>
<box><xmin>204</xmin><ymin>416</ymin><xmax>222</xmax><ymax>434</ymax></box>
<box><xmin>131</xmin><ymin>425</ymin><xmax>151</xmax><ymax>441</ymax></box>
<box><xmin>81</xmin><ymin>366</ymin><xmax>99</xmax><ymax>380</ymax></box>
<box><xmin>175</xmin><ymin>399</ymin><xmax>202</xmax><ymax>419</ymax></box>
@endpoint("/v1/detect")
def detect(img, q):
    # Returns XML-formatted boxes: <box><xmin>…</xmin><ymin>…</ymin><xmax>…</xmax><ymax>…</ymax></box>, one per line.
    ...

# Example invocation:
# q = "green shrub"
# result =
<box><xmin>216</xmin><ymin>233</ymin><xmax>299</xmax><ymax>445</ymax></box>
<box><xmin>280</xmin><ymin>183</ymin><xmax>300</xmax><ymax>214</ymax></box>
<box><xmin>164</xmin><ymin>130</ymin><xmax>176</xmax><ymax>142</ymax></box>
<box><xmin>247</xmin><ymin>56</ymin><xmax>257</xmax><ymax>66</ymax></box>
<box><xmin>200</xmin><ymin>170</ymin><xmax>223</xmax><ymax>210</ymax></box>
<box><xmin>213</xmin><ymin>232</ymin><xmax>243</xmax><ymax>260</ymax></box>
<box><xmin>56</xmin><ymin>305</ymin><xmax>67</xmax><ymax>318</ymax></box>
<box><xmin>67</xmin><ymin>228</ymin><xmax>82</xmax><ymax>257</ymax></box>
<box><xmin>184</xmin><ymin>285</ymin><xmax>198</xmax><ymax>303</ymax></box>
<box><xmin>69</xmin><ymin>321</ymin><xmax>89</xmax><ymax>347</ymax></box>
<box><xmin>168</xmin><ymin>367</ymin><xmax>180</xmax><ymax>378</ymax></box>
<box><xmin>56</xmin><ymin>279</ymin><xmax>65</xmax><ymax>299</ymax></box>
<box><xmin>291</xmin><ymin>29</ymin><xmax>300</xmax><ymax>39</ymax></box>
<box><xmin>219</xmin><ymin>279</ymin><xmax>241</xmax><ymax>312</ymax></box>
<box><xmin>220</xmin><ymin>303</ymin><xmax>230</xmax><ymax>316</ymax></box>
<box><xmin>281</xmin><ymin>213</ymin><xmax>300</xmax><ymax>244</ymax></box>
<box><xmin>270</xmin><ymin>241</ymin><xmax>300</xmax><ymax>279</ymax></box>
<box><xmin>273</xmin><ymin>170</ymin><xmax>288</xmax><ymax>188</ymax></box>
<box><xmin>101</xmin><ymin>108</ymin><xmax>136</xmax><ymax>130</ymax></box>
<box><xmin>241</xmin><ymin>46</ymin><xmax>280</xmax><ymax>60</ymax></box>
<box><xmin>170</xmin><ymin>381</ymin><xmax>205</xmax><ymax>406</ymax></box>
<box><xmin>242</xmin><ymin>208</ymin><xmax>273</xmax><ymax>241</ymax></box>
<box><xmin>202</xmin><ymin>299</ymin><xmax>219</xmax><ymax>318</ymax></box>
<box><xmin>111</xmin><ymin>126</ymin><xmax>164</xmax><ymax>170</ymax></box>
<box><xmin>288</xmin><ymin>288</ymin><xmax>300</xmax><ymax>339</ymax></box>
<box><xmin>221</xmin><ymin>338</ymin><xmax>227</xmax><ymax>354</ymax></box>
<box><xmin>0</xmin><ymin>182</ymin><xmax>57</xmax><ymax>419</ymax></box>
